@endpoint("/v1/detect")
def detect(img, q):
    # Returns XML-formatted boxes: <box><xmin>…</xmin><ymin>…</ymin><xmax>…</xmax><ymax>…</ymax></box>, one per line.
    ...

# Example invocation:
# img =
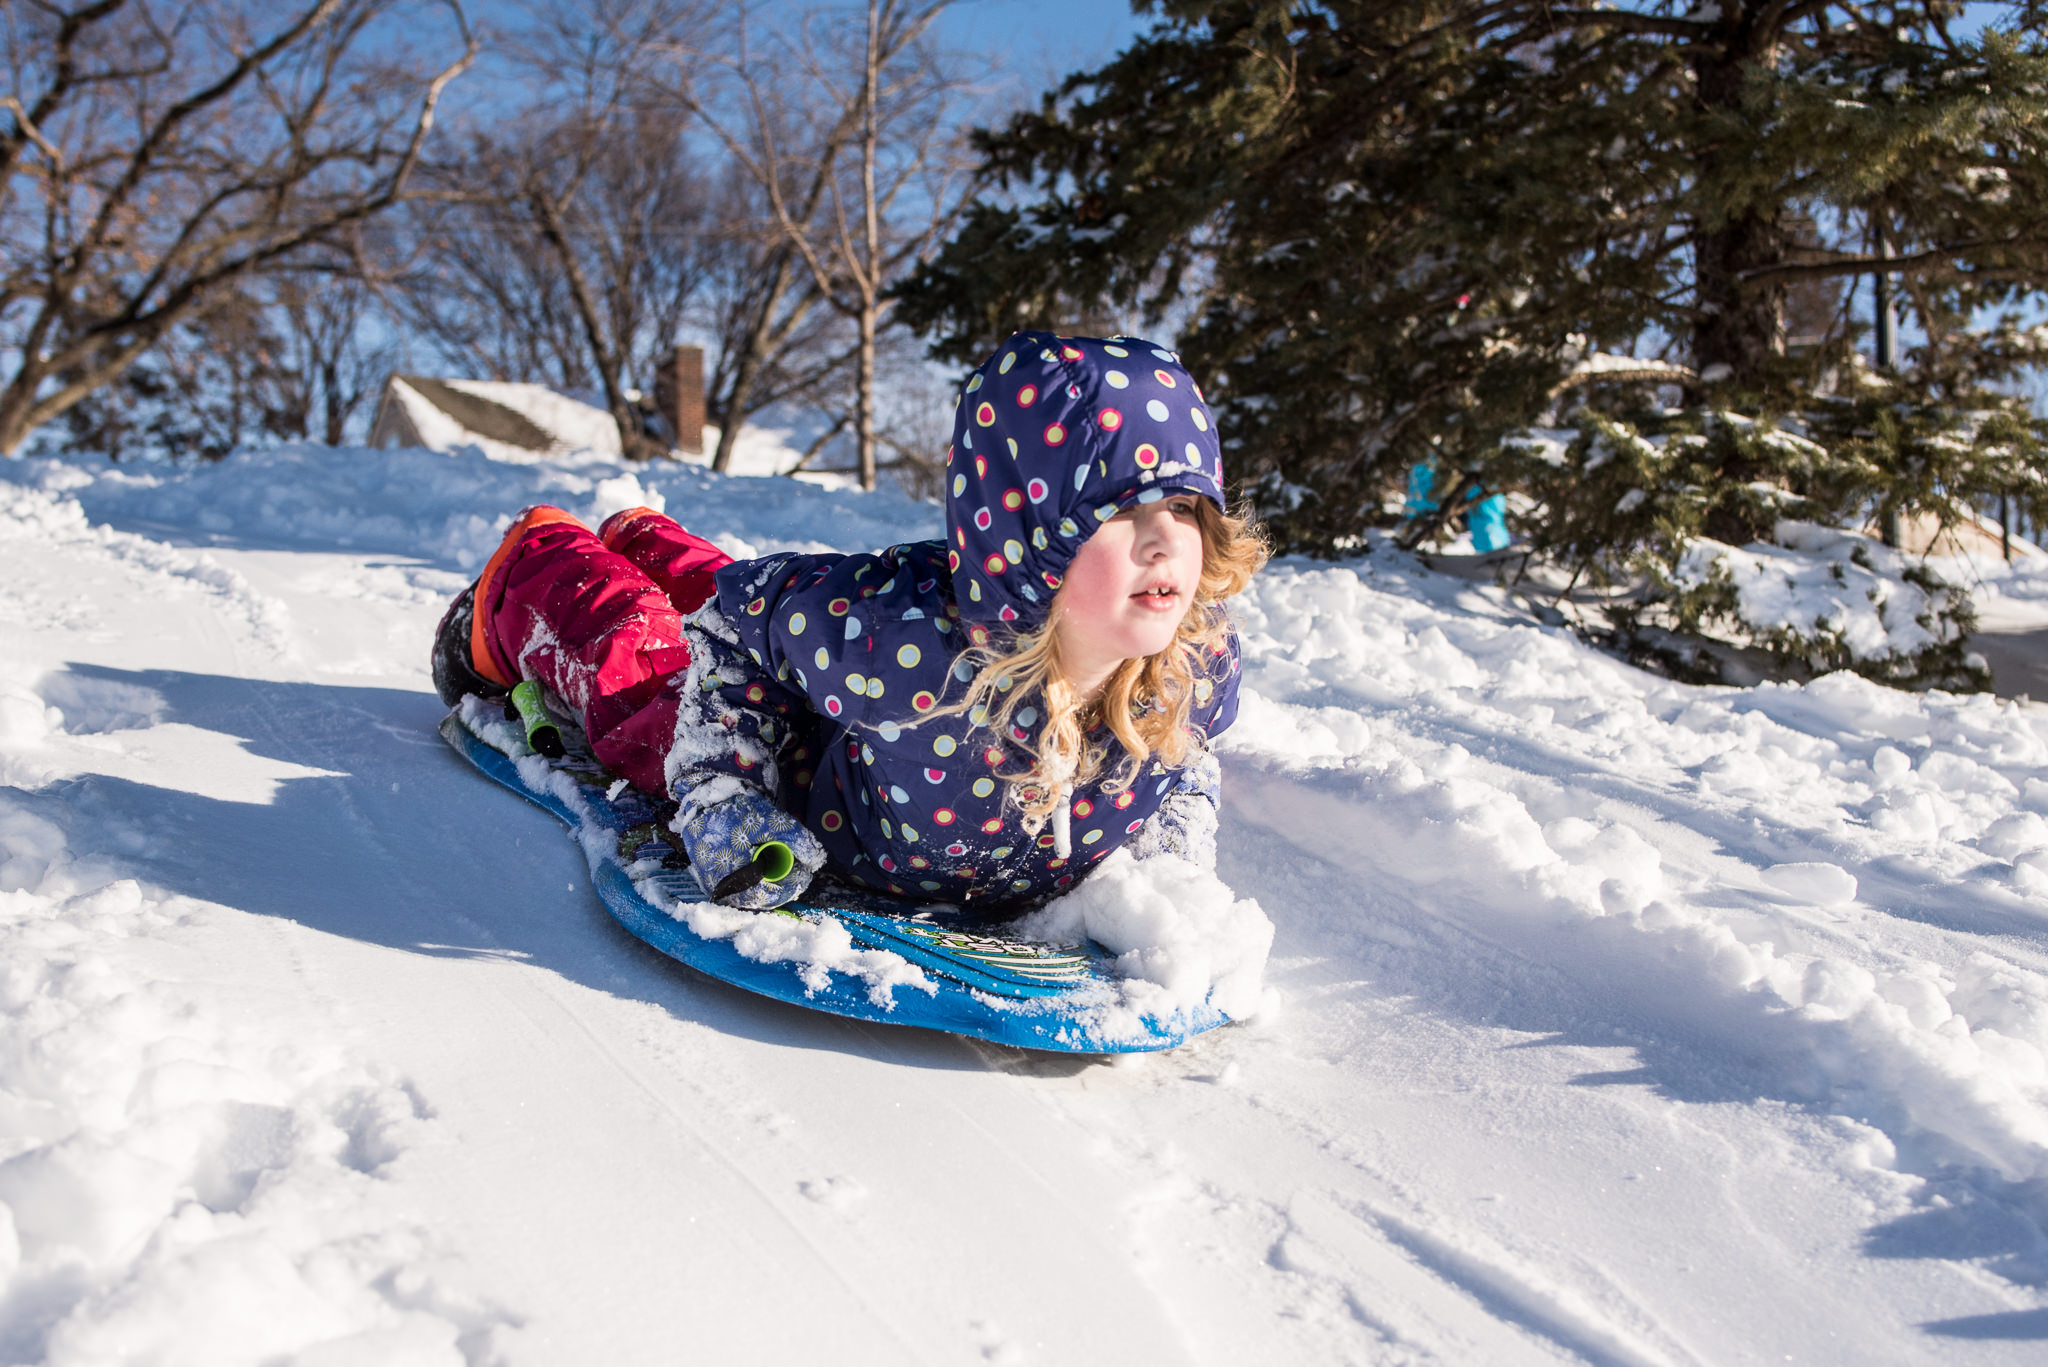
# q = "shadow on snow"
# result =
<box><xmin>5</xmin><ymin>662</ymin><xmax>1089</xmax><ymax>1078</ymax></box>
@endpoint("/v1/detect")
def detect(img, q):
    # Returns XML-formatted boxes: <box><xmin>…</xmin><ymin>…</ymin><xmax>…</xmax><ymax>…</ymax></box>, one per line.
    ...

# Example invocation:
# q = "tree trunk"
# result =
<box><xmin>713</xmin><ymin>243</ymin><xmax>812</xmax><ymax>473</ymax></box>
<box><xmin>0</xmin><ymin>325</ymin><xmax>162</xmax><ymax>455</ymax></box>
<box><xmin>855</xmin><ymin>0</ymin><xmax>882</xmax><ymax>491</ymax></box>
<box><xmin>323</xmin><ymin>356</ymin><xmax>347</xmax><ymax>445</ymax></box>
<box><xmin>529</xmin><ymin>185</ymin><xmax>654</xmax><ymax>461</ymax></box>
<box><xmin>1689</xmin><ymin>38</ymin><xmax>1786</xmax><ymax>393</ymax></box>
<box><xmin>0</xmin><ymin>371</ymin><xmax>40</xmax><ymax>457</ymax></box>
<box><xmin>1695</xmin><ymin>200</ymin><xmax>1788</xmax><ymax>541</ymax></box>
<box><xmin>1692</xmin><ymin>208</ymin><xmax>1786</xmax><ymax>385</ymax></box>
<box><xmin>1872</xmin><ymin>213</ymin><xmax>1904</xmax><ymax>547</ymax></box>
<box><xmin>857</xmin><ymin>301</ymin><xmax>877</xmax><ymax>490</ymax></box>
<box><xmin>1690</xmin><ymin>30</ymin><xmax>1787</xmax><ymax>543</ymax></box>
<box><xmin>1872</xmin><ymin>216</ymin><xmax>1898</xmax><ymax>370</ymax></box>
<box><xmin>713</xmin><ymin>343</ymin><xmax>762</xmax><ymax>472</ymax></box>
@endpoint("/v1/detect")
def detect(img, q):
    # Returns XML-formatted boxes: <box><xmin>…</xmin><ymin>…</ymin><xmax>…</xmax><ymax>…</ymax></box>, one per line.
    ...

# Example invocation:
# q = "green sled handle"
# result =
<box><xmin>709</xmin><ymin>840</ymin><xmax>798</xmax><ymax>902</ymax></box>
<box><xmin>507</xmin><ymin>680</ymin><xmax>565</xmax><ymax>759</ymax></box>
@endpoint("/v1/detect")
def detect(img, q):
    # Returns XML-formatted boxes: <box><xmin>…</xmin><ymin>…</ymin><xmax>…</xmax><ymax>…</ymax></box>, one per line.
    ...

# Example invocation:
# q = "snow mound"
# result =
<box><xmin>1228</xmin><ymin>551</ymin><xmax>2048</xmax><ymax>1196</ymax></box>
<box><xmin>1676</xmin><ymin>521</ymin><xmax>1965</xmax><ymax>663</ymax></box>
<box><xmin>1018</xmin><ymin>848</ymin><xmax>1273</xmax><ymax>1021</ymax></box>
<box><xmin>5</xmin><ymin>444</ymin><xmax>937</xmax><ymax>576</ymax></box>
<box><xmin>1</xmin><ymin>482</ymin><xmax>293</xmax><ymax>659</ymax></box>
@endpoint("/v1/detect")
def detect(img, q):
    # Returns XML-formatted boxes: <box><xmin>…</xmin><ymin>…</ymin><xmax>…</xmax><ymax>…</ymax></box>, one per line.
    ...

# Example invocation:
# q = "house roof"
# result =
<box><xmin>392</xmin><ymin>376</ymin><xmax>554</xmax><ymax>450</ymax></box>
<box><xmin>369</xmin><ymin>374</ymin><xmax>624</xmax><ymax>460</ymax></box>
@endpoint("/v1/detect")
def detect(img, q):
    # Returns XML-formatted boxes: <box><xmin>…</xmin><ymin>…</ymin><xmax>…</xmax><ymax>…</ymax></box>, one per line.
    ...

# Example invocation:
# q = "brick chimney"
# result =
<box><xmin>655</xmin><ymin>345</ymin><xmax>705</xmax><ymax>455</ymax></box>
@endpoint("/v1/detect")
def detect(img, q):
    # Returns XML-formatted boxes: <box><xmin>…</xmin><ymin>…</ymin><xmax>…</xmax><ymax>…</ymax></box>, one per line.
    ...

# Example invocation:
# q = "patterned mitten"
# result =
<box><xmin>671</xmin><ymin>777</ymin><xmax>826</xmax><ymax>909</ymax></box>
<box><xmin>1127</xmin><ymin>749</ymin><xmax>1221</xmax><ymax>868</ymax></box>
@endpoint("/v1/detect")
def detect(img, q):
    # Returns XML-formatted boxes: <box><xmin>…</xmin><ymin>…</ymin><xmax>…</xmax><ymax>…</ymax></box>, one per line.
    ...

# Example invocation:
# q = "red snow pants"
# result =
<box><xmin>469</xmin><ymin>505</ymin><xmax>732</xmax><ymax>796</ymax></box>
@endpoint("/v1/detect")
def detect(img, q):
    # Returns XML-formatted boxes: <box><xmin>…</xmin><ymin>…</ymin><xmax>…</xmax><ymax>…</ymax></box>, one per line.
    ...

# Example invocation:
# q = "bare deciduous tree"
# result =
<box><xmin>0</xmin><ymin>0</ymin><xmax>475</xmax><ymax>456</ymax></box>
<box><xmin>693</xmin><ymin>130</ymin><xmax>853</xmax><ymax>474</ymax></box>
<box><xmin>651</xmin><ymin>0</ymin><xmax>976</xmax><ymax>487</ymax></box>
<box><xmin>386</xmin><ymin>0</ymin><xmax>717</xmax><ymax>458</ymax></box>
<box><xmin>272</xmin><ymin>255</ymin><xmax>396</xmax><ymax>445</ymax></box>
<box><xmin>385</xmin><ymin>178</ymin><xmax>598</xmax><ymax>392</ymax></box>
<box><xmin>46</xmin><ymin>250</ymin><xmax>394</xmax><ymax>458</ymax></box>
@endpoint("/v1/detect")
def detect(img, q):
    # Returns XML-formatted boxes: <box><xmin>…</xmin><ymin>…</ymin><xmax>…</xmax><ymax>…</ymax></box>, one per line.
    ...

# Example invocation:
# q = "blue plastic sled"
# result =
<box><xmin>439</xmin><ymin>703</ymin><xmax>1229</xmax><ymax>1053</ymax></box>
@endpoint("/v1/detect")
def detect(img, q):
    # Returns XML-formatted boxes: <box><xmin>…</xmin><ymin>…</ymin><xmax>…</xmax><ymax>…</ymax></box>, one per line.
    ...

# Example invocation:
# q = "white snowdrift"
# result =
<box><xmin>1227</xmin><ymin>547</ymin><xmax>2048</xmax><ymax>1194</ymax></box>
<box><xmin>1675</xmin><ymin>520</ymin><xmax>1964</xmax><ymax>662</ymax></box>
<box><xmin>5</xmin><ymin>441</ymin><xmax>935</xmax><ymax>575</ymax></box>
<box><xmin>1018</xmin><ymin>849</ymin><xmax>1273</xmax><ymax>1024</ymax></box>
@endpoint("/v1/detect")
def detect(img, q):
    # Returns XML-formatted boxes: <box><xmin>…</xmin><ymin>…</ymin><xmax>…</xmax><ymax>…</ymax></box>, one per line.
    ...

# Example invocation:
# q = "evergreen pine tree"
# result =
<box><xmin>899</xmin><ymin>1</ymin><xmax>2048</xmax><ymax>573</ymax></box>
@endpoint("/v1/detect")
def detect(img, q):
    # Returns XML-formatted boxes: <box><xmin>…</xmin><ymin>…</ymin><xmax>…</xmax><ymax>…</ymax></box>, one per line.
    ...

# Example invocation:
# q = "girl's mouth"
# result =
<box><xmin>1132</xmin><ymin>584</ymin><xmax>1181</xmax><ymax>607</ymax></box>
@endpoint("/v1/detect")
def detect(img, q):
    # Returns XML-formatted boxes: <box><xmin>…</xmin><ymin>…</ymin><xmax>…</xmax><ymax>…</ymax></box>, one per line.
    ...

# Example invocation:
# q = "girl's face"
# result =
<box><xmin>1053</xmin><ymin>494</ymin><xmax>1206</xmax><ymax>696</ymax></box>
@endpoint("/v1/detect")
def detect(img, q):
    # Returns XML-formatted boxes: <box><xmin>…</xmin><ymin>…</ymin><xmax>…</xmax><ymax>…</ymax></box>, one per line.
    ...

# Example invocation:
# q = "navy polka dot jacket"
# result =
<box><xmin>685</xmin><ymin>332</ymin><xmax>1242</xmax><ymax>908</ymax></box>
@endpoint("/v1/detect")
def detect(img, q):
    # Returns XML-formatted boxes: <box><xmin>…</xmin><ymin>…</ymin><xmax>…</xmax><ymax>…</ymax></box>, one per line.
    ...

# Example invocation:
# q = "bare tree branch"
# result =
<box><xmin>649</xmin><ymin>0</ymin><xmax>968</xmax><ymax>485</ymax></box>
<box><xmin>0</xmin><ymin>0</ymin><xmax>476</xmax><ymax>454</ymax></box>
<box><xmin>1741</xmin><ymin>229</ymin><xmax>2048</xmax><ymax>286</ymax></box>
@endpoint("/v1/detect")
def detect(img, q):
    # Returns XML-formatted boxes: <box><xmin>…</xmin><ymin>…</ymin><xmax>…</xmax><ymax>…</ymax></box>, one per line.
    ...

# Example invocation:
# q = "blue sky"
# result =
<box><xmin>428</xmin><ymin>1</ymin><xmax>1157</xmax><ymax>131</ymax></box>
<box><xmin>936</xmin><ymin>0</ymin><xmax>1153</xmax><ymax>117</ymax></box>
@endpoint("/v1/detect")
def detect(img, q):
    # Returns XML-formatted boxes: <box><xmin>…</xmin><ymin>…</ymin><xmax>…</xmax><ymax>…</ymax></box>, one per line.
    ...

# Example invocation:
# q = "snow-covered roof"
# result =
<box><xmin>369</xmin><ymin>375</ymin><xmax>624</xmax><ymax>462</ymax></box>
<box><xmin>1872</xmin><ymin>506</ymin><xmax>2045</xmax><ymax>562</ymax></box>
<box><xmin>365</xmin><ymin>374</ymin><xmax>838</xmax><ymax>483</ymax></box>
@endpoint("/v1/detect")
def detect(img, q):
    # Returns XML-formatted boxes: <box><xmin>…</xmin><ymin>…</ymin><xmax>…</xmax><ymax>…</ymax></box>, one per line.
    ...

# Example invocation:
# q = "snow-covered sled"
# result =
<box><xmin>439</xmin><ymin>697</ymin><xmax>1231</xmax><ymax>1053</ymax></box>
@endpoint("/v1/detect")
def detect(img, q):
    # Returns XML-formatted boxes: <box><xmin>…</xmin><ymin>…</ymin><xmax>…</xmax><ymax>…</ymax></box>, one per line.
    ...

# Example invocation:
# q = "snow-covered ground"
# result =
<box><xmin>3</xmin><ymin>442</ymin><xmax>2048</xmax><ymax>1364</ymax></box>
<box><xmin>1969</xmin><ymin>551</ymin><xmax>2048</xmax><ymax>635</ymax></box>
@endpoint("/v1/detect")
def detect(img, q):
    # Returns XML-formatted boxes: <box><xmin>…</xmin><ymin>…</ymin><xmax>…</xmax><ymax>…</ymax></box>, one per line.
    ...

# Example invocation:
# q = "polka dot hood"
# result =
<box><xmin>947</xmin><ymin>331</ymin><xmax>1228</xmax><ymax>631</ymax></box>
<box><xmin>692</xmin><ymin>332</ymin><xmax>1241</xmax><ymax>909</ymax></box>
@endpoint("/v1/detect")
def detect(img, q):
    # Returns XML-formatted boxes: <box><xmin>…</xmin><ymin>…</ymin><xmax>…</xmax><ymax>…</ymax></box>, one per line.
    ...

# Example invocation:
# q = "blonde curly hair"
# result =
<box><xmin>929</xmin><ymin>499</ymin><xmax>1268</xmax><ymax>829</ymax></box>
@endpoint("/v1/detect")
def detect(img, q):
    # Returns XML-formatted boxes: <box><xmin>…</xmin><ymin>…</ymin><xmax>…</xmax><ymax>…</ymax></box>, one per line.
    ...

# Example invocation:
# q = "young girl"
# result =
<box><xmin>432</xmin><ymin>331</ymin><xmax>1265</xmax><ymax>910</ymax></box>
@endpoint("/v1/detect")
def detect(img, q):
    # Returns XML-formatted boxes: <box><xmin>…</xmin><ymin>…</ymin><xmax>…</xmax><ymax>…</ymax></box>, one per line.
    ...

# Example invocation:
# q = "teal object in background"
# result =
<box><xmin>1405</xmin><ymin>463</ymin><xmax>1511</xmax><ymax>552</ymax></box>
<box><xmin>1404</xmin><ymin>462</ymin><xmax>1439</xmax><ymax>517</ymax></box>
<box><xmin>1469</xmin><ymin>493</ymin><xmax>1509</xmax><ymax>553</ymax></box>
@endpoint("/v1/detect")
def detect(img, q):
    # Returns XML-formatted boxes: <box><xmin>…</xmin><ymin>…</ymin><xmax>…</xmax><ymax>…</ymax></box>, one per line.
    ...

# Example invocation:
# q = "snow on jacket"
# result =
<box><xmin>676</xmin><ymin>332</ymin><xmax>1242</xmax><ymax>907</ymax></box>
